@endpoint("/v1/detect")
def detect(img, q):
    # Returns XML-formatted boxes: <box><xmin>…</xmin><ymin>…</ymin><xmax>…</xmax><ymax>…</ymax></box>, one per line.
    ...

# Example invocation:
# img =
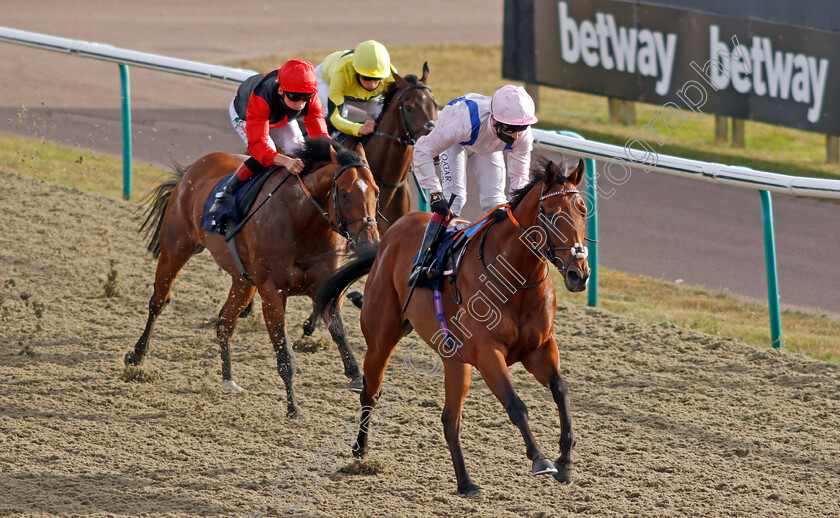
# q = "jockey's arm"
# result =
<box><xmin>413</xmin><ymin>107</ymin><xmax>471</xmax><ymax>193</ymax></box>
<box><xmin>243</xmin><ymin>95</ymin><xmax>279</xmax><ymax>167</ymax></box>
<box><xmin>326</xmin><ymin>73</ymin><xmax>365</xmax><ymax>137</ymax></box>
<box><xmin>506</xmin><ymin>128</ymin><xmax>535</xmax><ymax>192</ymax></box>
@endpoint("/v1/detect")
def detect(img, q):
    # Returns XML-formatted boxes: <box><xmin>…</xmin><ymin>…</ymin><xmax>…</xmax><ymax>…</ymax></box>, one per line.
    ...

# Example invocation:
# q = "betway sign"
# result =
<box><xmin>558</xmin><ymin>2</ymin><xmax>678</xmax><ymax>96</ymax></box>
<box><xmin>507</xmin><ymin>0</ymin><xmax>840</xmax><ymax>135</ymax></box>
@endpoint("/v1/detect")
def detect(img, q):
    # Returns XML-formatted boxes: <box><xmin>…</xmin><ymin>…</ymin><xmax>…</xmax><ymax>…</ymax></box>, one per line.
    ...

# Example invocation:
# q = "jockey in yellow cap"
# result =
<box><xmin>315</xmin><ymin>40</ymin><xmax>396</xmax><ymax>141</ymax></box>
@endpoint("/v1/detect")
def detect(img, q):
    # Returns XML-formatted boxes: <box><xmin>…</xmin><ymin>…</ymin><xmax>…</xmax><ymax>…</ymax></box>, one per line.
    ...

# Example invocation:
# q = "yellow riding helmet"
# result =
<box><xmin>352</xmin><ymin>40</ymin><xmax>391</xmax><ymax>79</ymax></box>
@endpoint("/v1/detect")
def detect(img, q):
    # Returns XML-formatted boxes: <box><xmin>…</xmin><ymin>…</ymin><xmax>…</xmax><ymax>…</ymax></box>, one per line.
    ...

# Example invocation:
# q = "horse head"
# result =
<box><xmin>382</xmin><ymin>64</ymin><xmax>438</xmax><ymax>145</ymax></box>
<box><xmin>538</xmin><ymin>159</ymin><xmax>590</xmax><ymax>292</ymax></box>
<box><xmin>327</xmin><ymin>141</ymin><xmax>380</xmax><ymax>251</ymax></box>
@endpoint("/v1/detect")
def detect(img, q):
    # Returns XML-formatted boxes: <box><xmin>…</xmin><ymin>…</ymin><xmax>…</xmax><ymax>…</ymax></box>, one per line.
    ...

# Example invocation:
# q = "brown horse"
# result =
<box><xmin>126</xmin><ymin>138</ymin><xmax>380</xmax><ymax>417</ymax></box>
<box><xmin>359</xmin><ymin>64</ymin><xmax>437</xmax><ymax>234</ymax></box>
<box><xmin>313</xmin><ymin>159</ymin><xmax>590</xmax><ymax>494</ymax></box>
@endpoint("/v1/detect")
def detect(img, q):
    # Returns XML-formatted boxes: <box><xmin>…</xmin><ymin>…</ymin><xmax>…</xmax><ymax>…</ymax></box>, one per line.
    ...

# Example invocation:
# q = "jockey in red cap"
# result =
<box><xmin>209</xmin><ymin>59</ymin><xmax>328</xmax><ymax>229</ymax></box>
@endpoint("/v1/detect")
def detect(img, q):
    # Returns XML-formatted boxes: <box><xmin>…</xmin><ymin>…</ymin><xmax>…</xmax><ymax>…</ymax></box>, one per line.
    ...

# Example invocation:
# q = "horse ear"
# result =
<box><xmin>420</xmin><ymin>62</ymin><xmax>430</xmax><ymax>84</ymax></box>
<box><xmin>353</xmin><ymin>141</ymin><xmax>368</xmax><ymax>164</ymax></box>
<box><xmin>393</xmin><ymin>71</ymin><xmax>408</xmax><ymax>88</ymax></box>
<box><xmin>568</xmin><ymin>159</ymin><xmax>585</xmax><ymax>186</ymax></box>
<box><xmin>329</xmin><ymin>143</ymin><xmax>339</xmax><ymax>163</ymax></box>
<box><xmin>544</xmin><ymin>161</ymin><xmax>559</xmax><ymax>186</ymax></box>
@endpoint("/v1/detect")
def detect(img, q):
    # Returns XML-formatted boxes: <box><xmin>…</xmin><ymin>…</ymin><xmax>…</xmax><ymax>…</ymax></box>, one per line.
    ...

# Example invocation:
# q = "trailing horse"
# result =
<box><xmin>126</xmin><ymin>138</ymin><xmax>379</xmax><ymax>417</ymax></box>
<box><xmin>313</xmin><ymin>158</ymin><xmax>590</xmax><ymax>494</ymax></box>
<box><xmin>357</xmin><ymin>64</ymin><xmax>437</xmax><ymax>234</ymax></box>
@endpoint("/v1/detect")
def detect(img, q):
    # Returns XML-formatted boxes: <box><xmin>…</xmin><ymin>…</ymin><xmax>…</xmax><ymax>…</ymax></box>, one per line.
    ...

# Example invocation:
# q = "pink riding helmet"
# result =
<box><xmin>490</xmin><ymin>85</ymin><xmax>538</xmax><ymax>126</ymax></box>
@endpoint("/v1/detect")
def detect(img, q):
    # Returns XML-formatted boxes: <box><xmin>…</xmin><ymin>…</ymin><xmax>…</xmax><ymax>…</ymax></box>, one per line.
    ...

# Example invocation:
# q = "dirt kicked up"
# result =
<box><xmin>1</xmin><ymin>168</ymin><xmax>839</xmax><ymax>518</ymax></box>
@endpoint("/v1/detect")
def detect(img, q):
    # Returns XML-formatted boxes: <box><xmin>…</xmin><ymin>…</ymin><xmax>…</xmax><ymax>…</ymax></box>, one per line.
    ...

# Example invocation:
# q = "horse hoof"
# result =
<box><xmin>533</xmin><ymin>458</ymin><xmax>558</xmax><ymax>476</ymax></box>
<box><xmin>221</xmin><ymin>380</ymin><xmax>245</xmax><ymax>393</ymax></box>
<box><xmin>302</xmin><ymin>318</ymin><xmax>315</xmax><ymax>336</ymax></box>
<box><xmin>286</xmin><ymin>407</ymin><xmax>301</xmax><ymax>419</ymax></box>
<box><xmin>458</xmin><ymin>483</ymin><xmax>485</xmax><ymax>496</ymax></box>
<box><xmin>124</xmin><ymin>350</ymin><xmax>141</xmax><ymax>365</ymax></box>
<box><xmin>346</xmin><ymin>290</ymin><xmax>363</xmax><ymax>309</ymax></box>
<box><xmin>351</xmin><ymin>442</ymin><xmax>366</xmax><ymax>458</ymax></box>
<box><xmin>552</xmin><ymin>461</ymin><xmax>573</xmax><ymax>484</ymax></box>
<box><xmin>348</xmin><ymin>377</ymin><xmax>364</xmax><ymax>392</ymax></box>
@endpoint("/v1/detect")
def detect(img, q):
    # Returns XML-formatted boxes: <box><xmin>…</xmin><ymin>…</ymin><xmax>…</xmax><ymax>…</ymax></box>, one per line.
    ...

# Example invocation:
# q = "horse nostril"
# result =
<box><xmin>566</xmin><ymin>270</ymin><xmax>580</xmax><ymax>284</ymax></box>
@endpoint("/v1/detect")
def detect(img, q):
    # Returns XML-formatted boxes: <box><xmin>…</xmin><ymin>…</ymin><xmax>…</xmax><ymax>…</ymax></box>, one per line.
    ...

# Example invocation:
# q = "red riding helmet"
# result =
<box><xmin>277</xmin><ymin>59</ymin><xmax>318</xmax><ymax>93</ymax></box>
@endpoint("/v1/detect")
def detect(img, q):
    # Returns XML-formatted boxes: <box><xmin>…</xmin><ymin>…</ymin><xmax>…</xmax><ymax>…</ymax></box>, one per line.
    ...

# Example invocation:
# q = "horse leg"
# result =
<box><xmin>323</xmin><ymin>300</ymin><xmax>363</xmax><ymax>392</ymax></box>
<box><xmin>475</xmin><ymin>348</ymin><xmax>557</xmax><ymax>477</ymax></box>
<box><xmin>216</xmin><ymin>279</ymin><xmax>256</xmax><ymax>392</ymax></box>
<box><xmin>441</xmin><ymin>359</ymin><xmax>483</xmax><ymax>496</ymax></box>
<box><xmin>259</xmin><ymin>285</ymin><xmax>299</xmax><ymax>417</ymax></box>
<box><xmin>125</xmin><ymin>244</ymin><xmax>194</xmax><ymax>366</ymax></box>
<box><xmin>522</xmin><ymin>342</ymin><xmax>575</xmax><ymax>484</ymax></box>
<box><xmin>353</xmin><ymin>289</ymin><xmax>403</xmax><ymax>458</ymax></box>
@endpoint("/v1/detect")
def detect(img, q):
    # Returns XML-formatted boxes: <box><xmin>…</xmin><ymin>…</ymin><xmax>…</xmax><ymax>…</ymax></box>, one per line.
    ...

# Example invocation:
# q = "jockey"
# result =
<box><xmin>208</xmin><ymin>59</ymin><xmax>328</xmax><ymax>229</ymax></box>
<box><xmin>314</xmin><ymin>40</ymin><xmax>396</xmax><ymax>141</ymax></box>
<box><xmin>408</xmin><ymin>85</ymin><xmax>538</xmax><ymax>284</ymax></box>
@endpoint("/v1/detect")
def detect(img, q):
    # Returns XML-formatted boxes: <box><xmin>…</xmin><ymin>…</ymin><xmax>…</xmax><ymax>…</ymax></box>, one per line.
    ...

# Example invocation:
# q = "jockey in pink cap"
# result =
<box><xmin>409</xmin><ymin>85</ymin><xmax>538</xmax><ymax>284</ymax></box>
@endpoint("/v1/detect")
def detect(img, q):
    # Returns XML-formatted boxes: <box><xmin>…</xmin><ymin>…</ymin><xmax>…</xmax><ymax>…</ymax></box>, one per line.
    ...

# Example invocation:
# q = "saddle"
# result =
<box><xmin>412</xmin><ymin>217</ymin><xmax>495</xmax><ymax>292</ymax></box>
<box><xmin>200</xmin><ymin>168</ymin><xmax>274</xmax><ymax>234</ymax></box>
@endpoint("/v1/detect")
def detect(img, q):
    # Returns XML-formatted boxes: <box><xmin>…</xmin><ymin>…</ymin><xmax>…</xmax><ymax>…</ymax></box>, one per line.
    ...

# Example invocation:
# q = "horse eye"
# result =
<box><xmin>339</xmin><ymin>190</ymin><xmax>349</xmax><ymax>199</ymax></box>
<box><xmin>405</xmin><ymin>105</ymin><xmax>414</xmax><ymax>112</ymax></box>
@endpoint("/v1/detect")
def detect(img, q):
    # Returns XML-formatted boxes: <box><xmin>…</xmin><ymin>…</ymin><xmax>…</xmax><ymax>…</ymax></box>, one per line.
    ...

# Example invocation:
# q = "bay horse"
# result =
<box><xmin>125</xmin><ymin>138</ymin><xmax>380</xmax><ymax>417</ymax></box>
<box><xmin>313</xmin><ymin>159</ymin><xmax>590</xmax><ymax>494</ymax></box>
<box><xmin>358</xmin><ymin>64</ymin><xmax>437</xmax><ymax>234</ymax></box>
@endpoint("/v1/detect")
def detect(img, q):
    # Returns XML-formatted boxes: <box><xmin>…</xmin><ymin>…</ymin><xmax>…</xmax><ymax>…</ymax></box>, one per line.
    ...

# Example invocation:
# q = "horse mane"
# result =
<box><xmin>293</xmin><ymin>137</ymin><xmax>364</xmax><ymax>175</ymax></box>
<box><xmin>508</xmin><ymin>154</ymin><xmax>573</xmax><ymax>211</ymax></box>
<box><xmin>375</xmin><ymin>74</ymin><xmax>422</xmax><ymax>124</ymax></box>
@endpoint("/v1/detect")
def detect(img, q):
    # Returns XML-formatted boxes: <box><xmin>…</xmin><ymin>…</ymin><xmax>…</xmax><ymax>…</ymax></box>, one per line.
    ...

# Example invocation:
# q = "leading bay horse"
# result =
<box><xmin>313</xmin><ymin>159</ymin><xmax>590</xmax><ymax>493</ymax></box>
<box><xmin>357</xmin><ymin>64</ymin><xmax>437</xmax><ymax>234</ymax></box>
<box><xmin>125</xmin><ymin>138</ymin><xmax>379</xmax><ymax>417</ymax></box>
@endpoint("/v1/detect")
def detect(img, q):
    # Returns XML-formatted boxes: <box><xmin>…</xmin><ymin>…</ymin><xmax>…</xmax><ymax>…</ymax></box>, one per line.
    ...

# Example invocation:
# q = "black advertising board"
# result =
<box><xmin>503</xmin><ymin>0</ymin><xmax>840</xmax><ymax>135</ymax></box>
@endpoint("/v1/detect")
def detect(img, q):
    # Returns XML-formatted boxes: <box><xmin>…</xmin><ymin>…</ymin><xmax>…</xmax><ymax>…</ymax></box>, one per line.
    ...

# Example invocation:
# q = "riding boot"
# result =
<box><xmin>208</xmin><ymin>164</ymin><xmax>248</xmax><ymax>229</ymax></box>
<box><xmin>408</xmin><ymin>214</ymin><xmax>447</xmax><ymax>285</ymax></box>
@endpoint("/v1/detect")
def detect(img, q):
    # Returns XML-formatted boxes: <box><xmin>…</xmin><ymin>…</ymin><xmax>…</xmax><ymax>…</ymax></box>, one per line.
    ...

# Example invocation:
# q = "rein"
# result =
<box><xmin>294</xmin><ymin>161</ymin><xmax>377</xmax><ymax>247</ymax></box>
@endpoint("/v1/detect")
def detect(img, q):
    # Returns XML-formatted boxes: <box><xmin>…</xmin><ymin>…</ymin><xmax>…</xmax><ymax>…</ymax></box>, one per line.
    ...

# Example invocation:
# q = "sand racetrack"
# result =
<box><xmin>2</xmin><ymin>168</ymin><xmax>840</xmax><ymax>518</ymax></box>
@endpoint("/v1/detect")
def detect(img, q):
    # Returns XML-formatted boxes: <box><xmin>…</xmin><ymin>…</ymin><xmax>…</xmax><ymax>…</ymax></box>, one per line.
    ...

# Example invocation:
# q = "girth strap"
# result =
<box><xmin>223</xmin><ymin>219</ymin><xmax>256</xmax><ymax>286</ymax></box>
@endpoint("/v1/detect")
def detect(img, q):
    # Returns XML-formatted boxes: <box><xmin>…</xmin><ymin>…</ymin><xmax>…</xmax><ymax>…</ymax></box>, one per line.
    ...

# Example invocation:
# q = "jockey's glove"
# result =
<box><xmin>429</xmin><ymin>192</ymin><xmax>451</xmax><ymax>217</ymax></box>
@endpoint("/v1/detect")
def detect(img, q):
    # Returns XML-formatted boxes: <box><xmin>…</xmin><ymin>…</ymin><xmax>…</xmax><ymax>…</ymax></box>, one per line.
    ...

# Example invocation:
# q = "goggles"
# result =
<box><xmin>283</xmin><ymin>91</ymin><xmax>314</xmax><ymax>102</ymax></box>
<box><xmin>359</xmin><ymin>75</ymin><xmax>383</xmax><ymax>82</ymax></box>
<box><xmin>496</xmin><ymin>122</ymin><xmax>530</xmax><ymax>134</ymax></box>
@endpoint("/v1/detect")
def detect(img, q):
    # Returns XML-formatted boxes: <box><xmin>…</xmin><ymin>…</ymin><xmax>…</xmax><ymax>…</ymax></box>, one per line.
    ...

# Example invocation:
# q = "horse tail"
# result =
<box><xmin>313</xmin><ymin>245</ymin><xmax>379</xmax><ymax>320</ymax></box>
<box><xmin>139</xmin><ymin>164</ymin><xmax>187</xmax><ymax>258</ymax></box>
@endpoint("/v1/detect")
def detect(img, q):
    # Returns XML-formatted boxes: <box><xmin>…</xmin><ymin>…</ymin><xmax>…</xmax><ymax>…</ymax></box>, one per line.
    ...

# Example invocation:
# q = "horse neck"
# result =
<box><xmin>301</xmin><ymin>162</ymin><xmax>334</xmax><ymax>201</ymax></box>
<box><xmin>366</xmin><ymin>103</ymin><xmax>412</xmax><ymax>183</ymax></box>
<box><xmin>488</xmin><ymin>187</ymin><xmax>548</xmax><ymax>283</ymax></box>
